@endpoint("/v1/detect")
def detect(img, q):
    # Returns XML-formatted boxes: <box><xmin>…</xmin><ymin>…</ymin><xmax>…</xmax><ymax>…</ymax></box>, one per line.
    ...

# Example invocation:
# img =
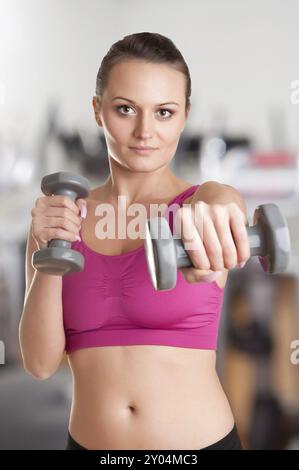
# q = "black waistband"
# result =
<box><xmin>66</xmin><ymin>423</ymin><xmax>243</xmax><ymax>451</ymax></box>
<box><xmin>201</xmin><ymin>424</ymin><xmax>243</xmax><ymax>450</ymax></box>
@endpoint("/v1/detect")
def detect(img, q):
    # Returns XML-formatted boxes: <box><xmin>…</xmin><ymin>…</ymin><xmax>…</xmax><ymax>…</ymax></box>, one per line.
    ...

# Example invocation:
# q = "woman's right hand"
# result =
<box><xmin>31</xmin><ymin>195</ymin><xmax>87</xmax><ymax>250</ymax></box>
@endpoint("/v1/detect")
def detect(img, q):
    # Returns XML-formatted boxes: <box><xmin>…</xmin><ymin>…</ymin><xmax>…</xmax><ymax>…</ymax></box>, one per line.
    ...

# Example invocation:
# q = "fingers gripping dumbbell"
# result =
<box><xmin>32</xmin><ymin>172</ymin><xmax>90</xmax><ymax>275</ymax></box>
<box><xmin>144</xmin><ymin>203</ymin><xmax>291</xmax><ymax>291</ymax></box>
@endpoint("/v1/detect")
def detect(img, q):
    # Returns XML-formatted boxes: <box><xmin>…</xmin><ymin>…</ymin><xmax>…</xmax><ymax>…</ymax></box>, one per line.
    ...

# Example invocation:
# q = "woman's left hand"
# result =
<box><xmin>175</xmin><ymin>201</ymin><xmax>251</xmax><ymax>284</ymax></box>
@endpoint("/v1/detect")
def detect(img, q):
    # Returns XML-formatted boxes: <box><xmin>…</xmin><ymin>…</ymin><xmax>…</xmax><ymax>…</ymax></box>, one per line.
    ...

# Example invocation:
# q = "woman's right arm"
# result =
<box><xmin>19</xmin><ymin>195</ymin><xmax>85</xmax><ymax>380</ymax></box>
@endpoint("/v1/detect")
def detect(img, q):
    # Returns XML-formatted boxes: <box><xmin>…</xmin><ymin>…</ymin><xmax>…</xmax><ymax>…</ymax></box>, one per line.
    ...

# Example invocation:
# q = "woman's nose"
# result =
<box><xmin>133</xmin><ymin>115</ymin><xmax>154</xmax><ymax>139</ymax></box>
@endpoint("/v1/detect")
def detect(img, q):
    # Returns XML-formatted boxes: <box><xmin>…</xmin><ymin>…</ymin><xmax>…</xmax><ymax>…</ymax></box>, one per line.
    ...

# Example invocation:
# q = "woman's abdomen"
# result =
<box><xmin>67</xmin><ymin>346</ymin><xmax>235</xmax><ymax>450</ymax></box>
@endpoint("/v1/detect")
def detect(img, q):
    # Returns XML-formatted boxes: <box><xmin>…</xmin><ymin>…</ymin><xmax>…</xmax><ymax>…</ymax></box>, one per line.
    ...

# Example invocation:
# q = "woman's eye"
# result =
<box><xmin>116</xmin><ymin>105</ymin><xmax>134</xmax><ymax>115</ymax></box>
<box><xmin>158</xmin><ymin>109</ymin><xmax>173</xmax><ymax>119</ymax></box>
<box><xmin>116</xmin><ymin>105</ymin><xmax>173</xmax><ymax>119</ymax></box>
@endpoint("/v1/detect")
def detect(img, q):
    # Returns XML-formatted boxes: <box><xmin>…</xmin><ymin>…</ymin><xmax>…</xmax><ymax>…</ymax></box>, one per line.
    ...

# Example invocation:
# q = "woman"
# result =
<box><xmin>20</xmin><ymin>32</ymin><xmax>249</xmax><ymax>450</ymax></box>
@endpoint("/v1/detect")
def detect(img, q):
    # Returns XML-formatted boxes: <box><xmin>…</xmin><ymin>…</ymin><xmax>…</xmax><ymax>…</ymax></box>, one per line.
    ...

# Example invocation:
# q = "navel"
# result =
<box><xmin>127</xmin><ymin>404</ymin><xmax>137</xmax><ymax>414</ymax></box>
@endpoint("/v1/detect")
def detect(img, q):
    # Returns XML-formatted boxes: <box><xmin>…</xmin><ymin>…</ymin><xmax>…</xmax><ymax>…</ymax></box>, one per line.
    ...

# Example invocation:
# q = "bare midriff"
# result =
<box><xmin>67</xmin><ymin>345</ymin><xmax>234</xmax><ymax>450</ymax></box>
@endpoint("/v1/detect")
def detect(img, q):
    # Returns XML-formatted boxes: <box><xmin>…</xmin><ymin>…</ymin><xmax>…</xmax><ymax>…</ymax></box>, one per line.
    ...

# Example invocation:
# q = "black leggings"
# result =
<box><xmin>65</xmin><ymin>423</ymin><xmax>244</xmax><ymax>450</ymax></box>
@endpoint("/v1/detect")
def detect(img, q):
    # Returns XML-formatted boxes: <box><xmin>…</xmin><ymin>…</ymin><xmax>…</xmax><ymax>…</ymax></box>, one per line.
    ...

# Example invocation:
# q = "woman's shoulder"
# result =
<box><xmin>173</xmin><ymin>180</ymin><xmax>199</xmax><ymax>204</ymax></box>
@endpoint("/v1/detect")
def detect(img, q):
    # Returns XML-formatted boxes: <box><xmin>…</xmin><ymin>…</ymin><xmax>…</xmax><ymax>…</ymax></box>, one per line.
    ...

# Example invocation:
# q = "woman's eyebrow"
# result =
<box><xmin>111</xmin><ymin>96</ymin><xmax>179</xmax><ymax>106</ymax></box>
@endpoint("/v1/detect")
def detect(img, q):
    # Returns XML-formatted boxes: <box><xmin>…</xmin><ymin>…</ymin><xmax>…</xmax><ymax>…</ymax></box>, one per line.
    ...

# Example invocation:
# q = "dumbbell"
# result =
<box><xmin>144</xmin><ymin>203</ymin><xmax>291</xmax><ymax>291</ymax></box>
<box><xmin>32</xmin><ymin>171</ymin><xmax>90</xmax><ymax>275</ymax></box>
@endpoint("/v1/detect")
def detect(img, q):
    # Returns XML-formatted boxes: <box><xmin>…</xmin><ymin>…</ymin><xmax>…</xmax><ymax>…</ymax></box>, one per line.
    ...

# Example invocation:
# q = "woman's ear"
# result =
<box><xmin>92</xmin><ymin>96</ymin><xmax>103</xmax><ymax>127</ymax></box>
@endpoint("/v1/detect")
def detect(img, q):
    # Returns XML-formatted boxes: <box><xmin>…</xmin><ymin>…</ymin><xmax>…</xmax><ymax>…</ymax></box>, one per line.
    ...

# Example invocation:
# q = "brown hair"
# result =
<box><xmin>95</xmin><ymin>32</ymin><xmax>191</xmax><ymax>113</ymax></box>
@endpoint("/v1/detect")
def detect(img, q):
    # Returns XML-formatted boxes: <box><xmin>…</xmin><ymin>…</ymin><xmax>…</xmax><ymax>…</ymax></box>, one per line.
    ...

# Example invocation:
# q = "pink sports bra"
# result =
<box><xmin>62</xmin><ymin>185</ymin><xmax>224</xmax><ymax>354</ymax></box>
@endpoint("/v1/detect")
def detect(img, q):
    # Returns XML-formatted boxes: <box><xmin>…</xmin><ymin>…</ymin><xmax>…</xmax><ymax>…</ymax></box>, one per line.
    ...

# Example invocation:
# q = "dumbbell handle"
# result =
<box><xmin>48</xmin><ymin>188</ymin><xmax>78</xmax><ymax>250</ymax></box>
<box><xmin>174</xmin><ymin>225</ymin><xmax>264</xmax><ymax>268</ymax></box>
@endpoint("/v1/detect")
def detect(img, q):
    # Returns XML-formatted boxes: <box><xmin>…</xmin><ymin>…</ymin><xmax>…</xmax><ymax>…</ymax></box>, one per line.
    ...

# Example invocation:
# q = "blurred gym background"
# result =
<box><xmin>1</xmin><ymin>0</ymin><xmax>299</xmax><ymax>450</ymax></box>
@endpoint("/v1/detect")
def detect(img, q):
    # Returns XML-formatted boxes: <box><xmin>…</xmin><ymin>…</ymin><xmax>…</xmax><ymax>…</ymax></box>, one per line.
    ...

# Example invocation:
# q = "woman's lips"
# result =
<box><xmin>129</xmin><ymin>147</ymin><xmax>158</xmax><ymax>155</ymax></box>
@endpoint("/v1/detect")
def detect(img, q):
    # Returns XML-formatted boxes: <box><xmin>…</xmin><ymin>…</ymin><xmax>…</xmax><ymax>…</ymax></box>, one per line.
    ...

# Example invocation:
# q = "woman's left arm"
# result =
<box><xmin>191</xmin><ymin>181</ymin><xmax>248</xmax><ymax>224</ymax></box>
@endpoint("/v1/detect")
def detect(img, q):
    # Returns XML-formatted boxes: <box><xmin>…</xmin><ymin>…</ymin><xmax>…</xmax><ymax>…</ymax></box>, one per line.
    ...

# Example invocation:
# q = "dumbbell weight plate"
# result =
<box><xmin>252</xmin><ymin>204</ymin><xmax>290</xmax><ymax>274</ymax></box>
<box><xmin>41</xmin><ymin>172</ymin><xmax>90</xmax><ymax>199</ymax></box>
<box><xmin>32</xmin><ymin>246</ymin><xmax>85</xmax><ymax>275</ymax></box>
<box><xmin>144</xmin><ymin>217</ymin><xmax>179</xmax><ymax>291</ymax></box>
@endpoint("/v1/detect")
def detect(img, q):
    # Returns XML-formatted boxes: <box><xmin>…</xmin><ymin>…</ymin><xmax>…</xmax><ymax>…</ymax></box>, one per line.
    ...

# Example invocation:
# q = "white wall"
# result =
<box><xmin>1</xmin><ymin>0</ymin><xmax>299</xmax><ymax>153</ymax></box>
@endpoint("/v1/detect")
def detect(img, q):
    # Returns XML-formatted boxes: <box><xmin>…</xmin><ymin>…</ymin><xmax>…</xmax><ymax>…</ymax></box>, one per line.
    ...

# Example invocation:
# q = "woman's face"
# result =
<box><xmin>93</xmin><ymin>59</ymin><xmax>190</xmax><ymax>172</ymax></box>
